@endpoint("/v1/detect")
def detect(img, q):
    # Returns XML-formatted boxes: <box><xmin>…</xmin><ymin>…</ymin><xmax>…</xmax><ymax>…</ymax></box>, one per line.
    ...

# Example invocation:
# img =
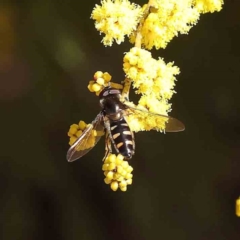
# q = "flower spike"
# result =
<box><xmin>67</xmin><ymin>0</ymin><xmax>223</xmax><ymax>191</ymax></box>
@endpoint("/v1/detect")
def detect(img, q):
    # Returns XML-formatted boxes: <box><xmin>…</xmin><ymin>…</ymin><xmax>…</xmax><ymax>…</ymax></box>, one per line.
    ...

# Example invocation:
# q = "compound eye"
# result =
<box><xmin>103</xmin><ymin>91</ymin><xmax>109</xmax><ymax>97</ymax></box>
<box><xmin>109</xmin><ymin>89</ymin><xmax>121</xmax><ymax>95</ymax></box>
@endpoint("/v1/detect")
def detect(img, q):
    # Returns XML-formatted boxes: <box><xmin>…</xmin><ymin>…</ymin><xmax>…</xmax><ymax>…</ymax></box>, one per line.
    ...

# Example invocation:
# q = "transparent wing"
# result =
<box><xmin>125</xmin><ymin>105</ymin><xmax>185</xmax><ymax>132</ymax></box>
<box><xmin>67</xmin><ymin>113</ymin><xmax>105</xmax><ymax>162</ymax></box>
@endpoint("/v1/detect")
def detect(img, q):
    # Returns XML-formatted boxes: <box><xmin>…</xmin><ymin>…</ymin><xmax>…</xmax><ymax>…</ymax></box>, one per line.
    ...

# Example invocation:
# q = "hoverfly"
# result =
<box><xmin>66</xmin><ymin>86</ymin><xmax>185</xmax><ymax>162</ymax></box>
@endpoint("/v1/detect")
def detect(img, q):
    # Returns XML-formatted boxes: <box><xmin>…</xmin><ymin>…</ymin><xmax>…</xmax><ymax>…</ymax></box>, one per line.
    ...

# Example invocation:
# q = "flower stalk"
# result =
<box><xmin>134</xmin><ymin>0</ymin><xmax>156</xmax><ymax>48</ymax></box>
<box><xmin>123</xmin><ymin>0</ymin><xmax>157</xmax><ymax>98</ymax></box>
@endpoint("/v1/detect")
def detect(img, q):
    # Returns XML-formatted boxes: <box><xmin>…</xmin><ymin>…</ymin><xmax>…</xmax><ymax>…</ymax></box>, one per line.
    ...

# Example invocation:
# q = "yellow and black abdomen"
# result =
<box><xmin>110</xmin><ymin>117</ymin><xmax>135</xmax><ymax>159</ymax></box>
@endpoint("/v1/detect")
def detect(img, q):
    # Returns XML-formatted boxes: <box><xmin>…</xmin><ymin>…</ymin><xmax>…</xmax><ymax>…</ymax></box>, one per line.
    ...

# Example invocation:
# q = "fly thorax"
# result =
<box><xmin>108</xmin><ymin>112</ymin><xmax>122</xmax><ymax>121</ymax></box>
<box><xmin>104</xmin><ymin>98</ymin><xmax>121</xmax><ymax>115</ymax></box>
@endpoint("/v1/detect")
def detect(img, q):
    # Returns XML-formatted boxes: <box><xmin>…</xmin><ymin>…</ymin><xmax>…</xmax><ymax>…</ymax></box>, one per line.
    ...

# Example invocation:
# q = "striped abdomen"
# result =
<box><xmin>110</xmin><ymin>118</ymin><xmax>135</xmax><ymax>159</ymax></box>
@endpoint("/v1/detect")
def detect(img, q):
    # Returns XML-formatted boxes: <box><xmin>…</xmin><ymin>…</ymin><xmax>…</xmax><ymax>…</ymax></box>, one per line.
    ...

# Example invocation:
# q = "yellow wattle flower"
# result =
<box><xmin>130</xmin><ymin>0</ymin><xmax>200</xmax><ymax>50</ymax></box>
<box><xmin>88</xmin><ymin>71</ymin><xmax>123</xmax><ymax>96</ymax></box>
<box><xmin>68</xmin><ymin>120</ymin><xmax>99</xmax><ymax>151</ymax></box>
<box><xmin>123</xmin><ymin>47</ymin><xmax>179</xmax><ymax>132</ymax></box>
<box><xmin>236</xmin><ymin>197</ymin><xmax>240</xmax><ymax>217</ymax></box>
<box><xmin>123</xmin><ymin>47</ymin><xmax>158</xmax><ymax>82</ymax></box>
<box><xmin>88</xmin><ymin>71</ymin><xmax>112</xmax><ymax>96</ymax></box>
<box><xmin>125</xmin><ymin>97</ymin><xmax>171</xmax><ymax>132</ymax></box>
<box><xmin>91</xmin><ymin>0</ymin><xmax>142</xmax><ymax>46</ymax></box>
<box><xmin>194</xmin><ymin>0</ymin><xmax>223</xmax><ymax>13</ymax></box>
<box><xmin>103</xmin><ymin>154</ymin><xmax>133</xmax><ymax>191</ymax></box>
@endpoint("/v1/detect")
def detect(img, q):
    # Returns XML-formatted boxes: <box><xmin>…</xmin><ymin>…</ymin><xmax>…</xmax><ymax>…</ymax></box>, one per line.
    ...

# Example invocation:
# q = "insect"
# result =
<box><xmin>66</xmin><ymin>86</ymin><xmax>185</xmax><ymax>162</ymax></box>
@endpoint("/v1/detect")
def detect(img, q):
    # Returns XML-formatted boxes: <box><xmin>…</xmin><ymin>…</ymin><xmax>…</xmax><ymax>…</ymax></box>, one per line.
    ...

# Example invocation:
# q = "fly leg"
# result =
<box><xmin>103</xmin><ymin>132</ymin><xmax>112</xmax><ymax>161</ymax></box>
<box><xmin>121</xmin><ymin>78</ymin><xmax>131</xmax><ymax>101</ymax></box>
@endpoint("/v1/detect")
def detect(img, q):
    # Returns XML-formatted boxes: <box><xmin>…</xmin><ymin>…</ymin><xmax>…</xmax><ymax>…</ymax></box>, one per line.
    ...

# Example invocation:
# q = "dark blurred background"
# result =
<box><xmin>0</xmin><ymin>0</ymin><xmax>240</xmax><ymax>239</ymax></box>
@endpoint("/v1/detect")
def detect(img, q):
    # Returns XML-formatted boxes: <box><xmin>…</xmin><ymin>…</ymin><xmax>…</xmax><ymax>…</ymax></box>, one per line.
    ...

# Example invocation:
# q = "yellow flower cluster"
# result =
<box><xmin>236</xmin><ymin>197</ymin><xmax>240</xmax><ymax>217</ymax></box>
<box><xmin>123</xmin><ymin>47</ymin><xmax>179</xmax><ymax>99</ymax></box>
<box><xmin>92</xmin><ymin>0</ymin><xmax>223</xmax><ymax>49</ymax></box>
<box><xmin>194</xmin><ymin>0</ymin><xmax>223</xmax><ymax>13</ymax></box>
<box><xmin>123</xmin><ymin>47</ymin><xmax>179</xmax><ymax>132</ymax></box>
<box><xmin>126</xmin><ymin>98</ymin><xmax>171</xmax><ymax>132</ymax></box>
<box><xmin>88</xmin><ymin>71</ymin><xmax>112</xmax><ymax>96</ymax></box>
<box><xmin>130</xmin><ymin>0</ymin><xmax>200</xmax><ymax>49</ymax></box>
<box><xmin>91</xmin><ymin>0</ymin><xmax>142</xmax><ymax>46</ymax></box>
<box><xmin>68</xmin><ymin>120</ymin><xmax>97</xmax><ymax>151</ymax></box>
<box><xmin>102</xmin><ymin>154</ymin><xmax>133</xmax><ymax>191</ymax></box>
<box><xmin>123</xmin><ymin>47</ymin><xmax>158</xmax><ymax>83</ymax></box>
<box><xmin>88</xmin><ymin>71</ymin><xmax>123</xmax><ymax>96</ymax></box>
